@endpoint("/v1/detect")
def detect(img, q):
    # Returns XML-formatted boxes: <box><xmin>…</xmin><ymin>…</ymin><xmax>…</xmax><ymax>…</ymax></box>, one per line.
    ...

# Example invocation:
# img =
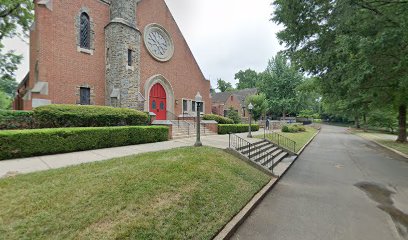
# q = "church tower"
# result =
<box><xmin>105</xmin><ymin>0</ymin><xmax>141</xmax><ymax>109</ymax></box>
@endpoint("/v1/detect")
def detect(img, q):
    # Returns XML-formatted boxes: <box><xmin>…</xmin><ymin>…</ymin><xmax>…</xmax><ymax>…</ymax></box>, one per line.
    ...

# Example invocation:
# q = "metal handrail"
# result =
<box><xmin>229</xmin><ymin>133</ymin><xmax>254</xmax><ymax>159</ymax></box>
<box><xmin>263</xmin><ymin>128</ymin><xmax>297</xmax><ymax>154</ymax></box>
<box><xmin>166</xmin><ymin>111</ymin><xmax>180</xmax><ymax>128</ymax></box>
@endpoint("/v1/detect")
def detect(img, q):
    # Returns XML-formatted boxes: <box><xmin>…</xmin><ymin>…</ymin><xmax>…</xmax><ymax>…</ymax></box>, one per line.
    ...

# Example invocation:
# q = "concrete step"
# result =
<box><xmin>241</xmin><ymin>141</ymin><xmax>271</xmax><ymax>155</ymax></box>
<box><xmin>265</xmin><ymin>152</ymin><xmax>289</xmax><ymax>170</ymax></box>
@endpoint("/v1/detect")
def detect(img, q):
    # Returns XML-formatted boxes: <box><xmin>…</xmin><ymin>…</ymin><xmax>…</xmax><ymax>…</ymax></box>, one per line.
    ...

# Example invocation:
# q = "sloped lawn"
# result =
<box><xmin>278</xmin><ymin>126</ymin><xmax>318</xmax><ymax>152</ymax></box>
<box><xmin>257</xmin><ymin>126</ymin><xmax>318</xmax><ymax>153</ymax></box>
<box><xmin>0</xmin><ymin>147</ymin><xmax>270</xmax><ymax>240</ymax></box>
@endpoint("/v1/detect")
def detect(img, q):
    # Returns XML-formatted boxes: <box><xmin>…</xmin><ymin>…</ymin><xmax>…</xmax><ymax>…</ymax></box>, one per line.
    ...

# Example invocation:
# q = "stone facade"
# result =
<box><xmin>105</xmin><ymin>0</ymin><xmax>141</xmax><ymax>109</ymax></box>
<box><xmin>14</xmin><ymin>0</ymin><xmax>212</xmax><ymax>117</ymax></box>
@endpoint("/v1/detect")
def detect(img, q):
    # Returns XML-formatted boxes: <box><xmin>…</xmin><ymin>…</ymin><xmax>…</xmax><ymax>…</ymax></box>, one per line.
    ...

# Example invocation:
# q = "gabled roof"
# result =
<box><xmin>211</xmin><ymin>92</ymin><xmax>231</xmax><ymax>104</ymax></box>
<box><xmin>211</xmin><ymin>88</ymin><xmax>258</xmax><ymax>104</ymax></box>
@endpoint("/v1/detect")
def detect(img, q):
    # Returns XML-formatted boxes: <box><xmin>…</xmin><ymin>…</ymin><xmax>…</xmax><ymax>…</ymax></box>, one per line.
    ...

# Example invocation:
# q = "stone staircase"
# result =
<box><xmin>171</xmin><ymin>120</ymin><xmax>217</xmax><ymax>139</ymax></box>
<box><xmin>229</xmin><ymin>134</ymin><xmax>296</xmax><ymax>174</ymax></box>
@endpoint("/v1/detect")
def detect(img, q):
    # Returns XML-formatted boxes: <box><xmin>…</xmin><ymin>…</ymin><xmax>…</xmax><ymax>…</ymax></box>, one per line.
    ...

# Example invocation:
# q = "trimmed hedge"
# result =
<box><xmin>0</xmin><ymin>110</ymin><xmax>34</xmax><ymax>130</ymax></box>
<box><xmin>0</xmin><ymin>126</ymin><xmax>168</xmax><ymax>160</ymax></box>
<box><xmin>282</xmin><ymin>124</ymin><xmax>306</xmax><ymax>133</ymax></box>
<box><xmin>218</xmin><ymin>124</ymin><xmax>260</xmax><ymax>135</ymax></box>
<box><xmin>33</xmin><ymin>104</ymin><xmax>148</xmax><ymax>128</ymax></box>
<box><xmin>203</xmin><ymin>114</ymin><xmax>234</xmax><ymax>124</ymax></box>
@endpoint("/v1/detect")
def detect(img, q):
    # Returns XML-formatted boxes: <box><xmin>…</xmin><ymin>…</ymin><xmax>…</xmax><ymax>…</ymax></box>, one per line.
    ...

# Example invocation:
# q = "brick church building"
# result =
<box><xmin>14</xmin><ymin>0</ymin><xmax>211</xmax><ymax>120</ymax></box>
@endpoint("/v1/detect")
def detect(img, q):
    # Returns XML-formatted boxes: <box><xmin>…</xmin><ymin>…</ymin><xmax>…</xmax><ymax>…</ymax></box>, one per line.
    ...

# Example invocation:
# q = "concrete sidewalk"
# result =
<box><xmin>0</xmin><ymin>130</ymin><xmax>265</xmax><ymax>178</ymax></box>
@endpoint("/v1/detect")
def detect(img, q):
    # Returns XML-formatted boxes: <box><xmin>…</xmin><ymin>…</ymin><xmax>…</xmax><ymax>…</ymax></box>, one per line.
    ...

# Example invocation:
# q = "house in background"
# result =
<box><xmin>211</xmin><ymin>88</ymin><xmax>257</xmax><ymax>119</ymax></box>
<box><xmin>13</xmin><ymin>0</ymin><xmax>211</xmax><ymax>121</ymax></box>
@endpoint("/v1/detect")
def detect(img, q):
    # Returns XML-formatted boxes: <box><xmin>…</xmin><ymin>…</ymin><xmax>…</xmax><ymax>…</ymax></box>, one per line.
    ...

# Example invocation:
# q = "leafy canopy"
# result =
<box><xmin>0</xmin><ymin>0</ymin><xmax>34</xmax><ymax>97</ymax></box>
<box><xmin>235</xmin><ymin>69</ymin><xmax>259</xmax><ymax>90</ymax></box>
<box><xmin>216</xmin><ymin>78</ymin><xmax>234</xmax><ymax>92</ymax></box>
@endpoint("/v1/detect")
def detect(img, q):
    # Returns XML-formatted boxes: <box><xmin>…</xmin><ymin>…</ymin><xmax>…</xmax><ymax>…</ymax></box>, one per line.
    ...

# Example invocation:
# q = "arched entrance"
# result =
<box><xmin>149</xmin><ymin>83</ymin><xmax>167</xmax><ymax>120</ymax></box>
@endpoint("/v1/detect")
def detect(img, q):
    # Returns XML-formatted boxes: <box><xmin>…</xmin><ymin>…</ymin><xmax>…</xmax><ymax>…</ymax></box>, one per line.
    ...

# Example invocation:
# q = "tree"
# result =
<box><xmin>272</xmin><ymin>0</ymin><xmax>408</xmax><ymax>142</ymax></box>
<box><xmin>0</xmin><ymin>0</ymin><xmax>34</xmax><ymax>96</ymax></box>
<box><xmin>235</xmin><ymin>69</ymin><xmax>259</xmax><ymax>90</ymax></box>
<box><xmin>0</xmin><ymin>91</ymin><xmax>11</xmax><ymax>109</ymax></box>
<box><xmin>216</xmin><ymin>78</ymin><xmax>234</xmax><ymax>92</ymax></box>
<box><xmin>226</xmin><ymin>106</ymin><xmax>241</xmax><ymax>124</ymax></box>
<box><xmin>245</xmin><ymin>93</ymin><xmax>268</xmax><ymax>121</ymax></box>
<box><xmin>259</xmin><ymin>53</ymin><xmax>304</xmax><ymax>119</ymax></box>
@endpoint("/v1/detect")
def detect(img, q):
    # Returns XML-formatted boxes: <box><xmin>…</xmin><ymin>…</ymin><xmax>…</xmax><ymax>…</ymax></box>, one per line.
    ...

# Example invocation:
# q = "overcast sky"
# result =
<box><xmin>3</xmin><ymin>0</ymin><xmax>284</xmax><ymax>89</ymax></box>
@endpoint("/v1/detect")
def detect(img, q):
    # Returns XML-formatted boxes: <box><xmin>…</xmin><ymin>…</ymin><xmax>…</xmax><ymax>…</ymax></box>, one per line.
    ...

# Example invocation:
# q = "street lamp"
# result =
<box><xmin>194</xmin><ymin>92</ymin><xmax>203</xmax><ymax>147</ymax></box>
<box><xmin>248</xmin><ymin>103</ymin><xmax>254</xmax><ymax>138</ymax></box>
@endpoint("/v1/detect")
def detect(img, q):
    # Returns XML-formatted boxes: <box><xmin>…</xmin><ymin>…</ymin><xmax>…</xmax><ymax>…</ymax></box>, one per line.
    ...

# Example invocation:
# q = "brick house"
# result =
<box><xmin>211</xmin><ymin>88</ymin><xmax>257</xmax><ymax>118</ymax></box>
<box><xmin>13</xmin><ymin>0</ymin><xmax>211</xmax><ymax>121</ymax></box>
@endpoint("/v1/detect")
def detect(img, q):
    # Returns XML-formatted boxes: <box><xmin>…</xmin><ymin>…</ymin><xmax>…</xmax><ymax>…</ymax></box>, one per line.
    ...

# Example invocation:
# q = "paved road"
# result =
<box><xmin>232</xmin><ymin>125</ymin><xmax>408</xmax><ymax>240</ymax></box>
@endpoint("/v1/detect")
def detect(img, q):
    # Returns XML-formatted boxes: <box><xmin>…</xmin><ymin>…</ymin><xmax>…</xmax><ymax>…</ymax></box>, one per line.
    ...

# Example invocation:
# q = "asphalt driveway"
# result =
<box><xmin>232</xmin><ymin>125</ymin><xmax>408</xmax><ymax>240</ymax></box>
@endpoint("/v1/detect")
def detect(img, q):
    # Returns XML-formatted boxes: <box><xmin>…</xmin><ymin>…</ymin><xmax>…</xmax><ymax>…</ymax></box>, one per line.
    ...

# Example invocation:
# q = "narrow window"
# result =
<box><xmin>80</xmin><ymin>13</ymin><xmax>90</xmax><ymax>49</ymax></box>
<box><xmin>106</xmin><ymin>48</ymin><xmax>109</xmax><ymax>64</ymax></box>
<box><xmin>128</xmin><ymin>49</ymin><xmax>132</xmax><ymax>66</ymax></box>
<box><xmin>199</xmin><ymin>102</ymin><xmax>204</xmax><ymax>112</ymax></box>
<box><xmin>183</xmin><ymin>100</ymin><xmax>188</xmax><ymax>112</ymax></box>
<box><xmin>192</xmin><ymin>101</ymin><xmax>196</xmax><ymax>112</ymax></box>
<box><xmin>80</xmin><ymin>87</ymin><xmax>91</xmax><ymax>105</ymax></box>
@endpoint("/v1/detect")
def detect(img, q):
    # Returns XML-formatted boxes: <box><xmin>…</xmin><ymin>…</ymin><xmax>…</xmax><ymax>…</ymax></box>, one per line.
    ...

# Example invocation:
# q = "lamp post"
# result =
<box><xmin>194</xmin><ymin>92</ymin><xmax>203</xmax><ymax>147</ymax></box>
<box><xmin>247</xmin><ymin>103</ymin><xmax>254</xmax><ymax>138</ymax></box>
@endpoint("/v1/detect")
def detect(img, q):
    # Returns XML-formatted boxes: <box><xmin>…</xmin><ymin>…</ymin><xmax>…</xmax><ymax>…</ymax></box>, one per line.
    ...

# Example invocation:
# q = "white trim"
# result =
<box><xmin>144</xmin><ymin>74</ymin><xmax>175</xmax><ymax>120</ymax></box>
<box><xmin>181</xmin><ymin>98</ymin><xmax>205</xmax><ymax>115</ymax></box>
<box><xmin>77</xmin><ymin>46</ymin><xmax>94</xmax><ymax>55</ymax></box>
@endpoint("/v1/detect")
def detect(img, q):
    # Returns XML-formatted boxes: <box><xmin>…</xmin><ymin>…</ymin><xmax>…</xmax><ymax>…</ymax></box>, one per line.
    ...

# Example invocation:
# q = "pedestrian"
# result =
<box><xmin>266</xmin><ymin>118</ymin><xmax>270</xmax><ymax>130</ymax></box>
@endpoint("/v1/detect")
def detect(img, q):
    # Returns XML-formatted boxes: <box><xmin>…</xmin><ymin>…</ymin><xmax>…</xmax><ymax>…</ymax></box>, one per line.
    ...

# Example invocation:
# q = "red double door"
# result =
<box><xmin>149</xmin><ymin>83</ymin><xmax>167</xmax><ymax>120</ymax></box>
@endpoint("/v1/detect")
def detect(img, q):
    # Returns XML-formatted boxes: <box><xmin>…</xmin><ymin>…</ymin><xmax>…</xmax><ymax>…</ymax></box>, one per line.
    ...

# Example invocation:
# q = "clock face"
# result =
<box><xmin>144</xmin><ymin>24</ymin><xmax>174</xmax><ymax>62</ymax></box>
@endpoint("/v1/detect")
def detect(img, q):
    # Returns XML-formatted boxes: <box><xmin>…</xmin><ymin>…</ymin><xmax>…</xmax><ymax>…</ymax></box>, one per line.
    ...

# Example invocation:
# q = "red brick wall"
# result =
<box><xmin>28</xmin><ymin>0</ymin><xmax>109</xmax><ymax>108</ymax></box>
<box><xmin>16</xmin><ymin>0</ymin><xmax>211</xmax><ymax>113</ymax></box>
<box><xmin>137</xmin><ymin>0</ymin><xmax>212</xmax><ymax>115</ymax></box>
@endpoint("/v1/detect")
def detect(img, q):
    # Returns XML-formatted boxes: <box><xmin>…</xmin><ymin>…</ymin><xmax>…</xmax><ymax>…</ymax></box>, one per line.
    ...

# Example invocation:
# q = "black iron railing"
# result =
<box><xmin>229</xmin><ymin>133</ymin><xmax>251</xmax><ymax>157</ymax></box>
<box><xmin>263</xmin><ymin>129</ymin><xmax>297</xmax><ymax>154</ymax></box>
<box><xmin>167</xmin><ymin>111</ymin><xmax>180</xmax><ymax>128</ymax></box>
<box><xmin>229</xmin><ymin>133</ymin><xmax>276</xmax><ymax>170</ymax></box>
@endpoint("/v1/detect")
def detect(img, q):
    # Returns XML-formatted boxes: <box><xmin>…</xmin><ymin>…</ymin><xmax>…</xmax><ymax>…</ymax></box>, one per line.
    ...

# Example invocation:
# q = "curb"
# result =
<box><xmin>213</xmin><ymin>128</ymin><xmax>321</xmax><ymax>240</ymax></box>
<box><xmin>347</xmin><ymin>130</ymin><xmax>408</xmax><ymax>159</ymax></box>
<box><xmin>297</xmin><ymin>129</ymin><xmax>321</xmax><ymax>155</ymax></box>
<box><xmin>213</xmin><ymin>178</ymin><xmax>279</xmax><ymax>240</ymax></box>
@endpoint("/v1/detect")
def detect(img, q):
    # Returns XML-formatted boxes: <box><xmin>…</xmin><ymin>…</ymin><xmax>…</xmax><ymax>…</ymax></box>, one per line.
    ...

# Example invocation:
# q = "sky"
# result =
<box><xmin>3</xmin><ymin>0</ymin><xmax>284</xmax><ymax>89</ymax></box>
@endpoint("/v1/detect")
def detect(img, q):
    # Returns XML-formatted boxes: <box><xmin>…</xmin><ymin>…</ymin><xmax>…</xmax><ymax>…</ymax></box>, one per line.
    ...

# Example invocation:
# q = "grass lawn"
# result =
<box><xmin>0</xmin><ymin>147</ymin><xmax>270</xmax><ymax>240</ymax></box>
<box><xmin>352</xmin><ymin>130</ymin><xmax>408</xmax><ymax>156</ymax></box>
<box><xmin>258</xmin><ymin>126</ymin><xmax>318</xmax><ymax>153</ymax></box>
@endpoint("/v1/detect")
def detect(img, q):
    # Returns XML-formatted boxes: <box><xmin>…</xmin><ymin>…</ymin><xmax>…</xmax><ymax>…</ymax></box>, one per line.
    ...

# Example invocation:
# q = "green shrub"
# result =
<box><xmin>0</xmin><ymin>110</ymin><xmax>34</xmax><ymax>130</ymax></box>
<box><xmin>33</xmin><ymin>104</ymin><xmax>148</xmax><ymax>128</ymax></box>
<box><xmin>226</xmin><ymin>107</ymin><xmax>241</xmax><ymax>124</ymax></box>
<box><xmin>218</xmin><ymin>124</ymin><xmax>259</xmax><ymax>134</ymax></box>
<box><xmin>281</xmin><ymin>125</ymin><xmax>290</xmax><ymax>133</ymax></box>
<box><xmin>281</xmin><ymin>124</ymin><xmax>306</xmax><ymax>133</ymax></box>
<box><xmin>0</xmin><ymin>126</ymin><xmax>168</xmax><ymax>160</ymax></box>
<box><xmin>203</xmin><ymin>114</ymin><xmax>234</xmax><ymax>124</ymax></box>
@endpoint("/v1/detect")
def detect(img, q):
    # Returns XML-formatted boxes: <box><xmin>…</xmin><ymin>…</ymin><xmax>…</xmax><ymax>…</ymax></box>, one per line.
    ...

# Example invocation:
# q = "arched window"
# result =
<box><xmin>80</xmin><ymin>13</ymin><xmax>90</xmax><ymax>49</ymax></box>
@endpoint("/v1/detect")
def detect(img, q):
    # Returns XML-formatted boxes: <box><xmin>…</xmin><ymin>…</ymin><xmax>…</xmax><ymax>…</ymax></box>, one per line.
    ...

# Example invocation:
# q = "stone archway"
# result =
<box><xmin>144</xmin><ymin>74</ymin><xmax>175</xmax><ymax>120</ymax></box>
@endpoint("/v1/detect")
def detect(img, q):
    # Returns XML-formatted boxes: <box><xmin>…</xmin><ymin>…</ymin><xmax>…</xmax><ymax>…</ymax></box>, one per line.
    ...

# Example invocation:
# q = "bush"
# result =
<box><xmin>281</xmin><ymin>124</ymin><xmax>306</xmax><ymax>133</ymax></box>
<box><xmin>33</xmin><ymin>105</ymin><xmax>148</xmax><ymax>128</ymax></box>
<box><xmin>226</xmin><ymin>107</ymin><xmax>241</xmax><ymax>124</ymax></box>
<box><xmin>0</xmin><ymin>110</ymin><xmax>34</xmax><ymax>130</ymax></box>
<box><xmin>0</xmin><ymin>126</ymin><xmax>168</xmax><ymax>160</ymax></box>
<box><xmin>203</xmin><ymin>114</ymin><xmax>234</xmax><ymax>124</ymax></box>
<box><xmin>218</xmin><ymin>124</ymin><xmax>259</xmax><ymax>135</ymax></box>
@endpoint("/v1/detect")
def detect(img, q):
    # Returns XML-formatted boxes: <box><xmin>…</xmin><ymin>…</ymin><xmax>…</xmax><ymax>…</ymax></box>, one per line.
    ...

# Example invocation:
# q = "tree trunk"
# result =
<box><xmin>397</xmin><ymin>104</ymin><xmax>407</xmax><ymax>142</ymax></box>
<box><xmin>282</xmin><ymin>112</ymin><xmax>286</xmax><ymax>121</ymax></box>
<box><xmin>355</xmin><ymin>116</ymin><xmax>360</xmax><ymax>129</ymax></box>
<box><xmin>363</xmin><ymin>114</ymin><xmax>367</xmax><ymax>132</ymax></box>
